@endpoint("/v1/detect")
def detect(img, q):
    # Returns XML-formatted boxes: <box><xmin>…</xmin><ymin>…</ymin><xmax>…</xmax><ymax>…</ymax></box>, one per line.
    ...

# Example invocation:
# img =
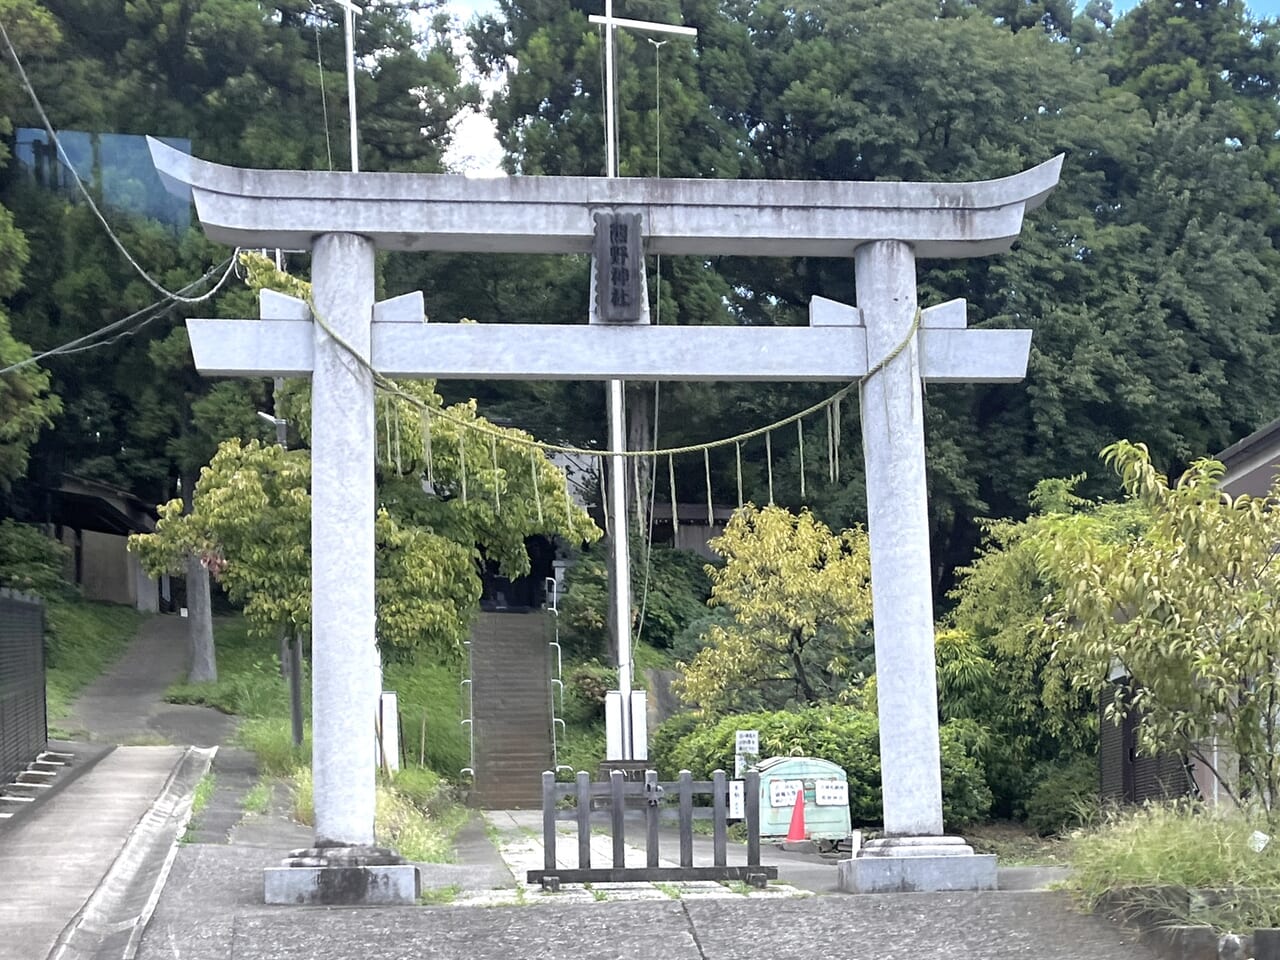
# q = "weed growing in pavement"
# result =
<box><xmin>241</xmin><ymin>778</ymin><xmax>272</xmax><ymax>815</ymax></box>
<box><xmin>419</xmin><ymin>884</ymin><xmax>462</xmax><ymax>905</ymax></box>
<box><xmin>181</xmin><ymin>772</ymin><xmax>217</xmax><ymax>843</ymax></box>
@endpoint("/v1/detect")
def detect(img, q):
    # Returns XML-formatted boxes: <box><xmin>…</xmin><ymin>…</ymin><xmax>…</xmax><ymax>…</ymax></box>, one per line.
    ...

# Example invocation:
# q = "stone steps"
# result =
<box><xmin>469</xmin><ymin>611</ymin><xmax>555</xmax><ymax>808</ymax></box>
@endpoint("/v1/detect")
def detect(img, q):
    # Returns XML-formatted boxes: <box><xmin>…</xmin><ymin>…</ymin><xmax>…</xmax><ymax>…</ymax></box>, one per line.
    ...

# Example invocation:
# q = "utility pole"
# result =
<box><xmin>589</xmin><ymin>2</ymin><xmax>696</xmax><ymax>761</ymax></box>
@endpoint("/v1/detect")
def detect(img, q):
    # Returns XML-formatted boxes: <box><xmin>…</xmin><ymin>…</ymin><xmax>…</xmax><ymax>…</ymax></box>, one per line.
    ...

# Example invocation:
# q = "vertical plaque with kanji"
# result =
<box><xmin>593</xmin><ymin>212</ymin><xmax>643</xmax><ymax>323</ymax></box>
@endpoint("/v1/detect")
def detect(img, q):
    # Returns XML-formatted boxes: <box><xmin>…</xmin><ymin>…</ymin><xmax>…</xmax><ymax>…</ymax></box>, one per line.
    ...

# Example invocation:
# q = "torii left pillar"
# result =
<box><xmin>262</xmin><ymin>234</ymin><xmax>421</xmax><ymax>904</ymax></box>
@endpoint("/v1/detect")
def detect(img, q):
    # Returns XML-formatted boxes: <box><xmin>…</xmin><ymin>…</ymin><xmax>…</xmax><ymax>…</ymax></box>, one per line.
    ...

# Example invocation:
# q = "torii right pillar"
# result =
<box><xmin>839</xmin><ymin>239</ymin><xmax>994</xmax><ymax>892</ymax></box>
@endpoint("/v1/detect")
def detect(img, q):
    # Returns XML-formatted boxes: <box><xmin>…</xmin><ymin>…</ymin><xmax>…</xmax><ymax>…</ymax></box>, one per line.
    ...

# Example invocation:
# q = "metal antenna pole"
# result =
<box><xmin>591</xmin><ymin>5</ymin><xmax>696</xmax><ymax>762</ymax></box>
<box><xmin>332</xmin><ymin>0</ymin><xmax>362</xmax><ymax>173</ymax></box>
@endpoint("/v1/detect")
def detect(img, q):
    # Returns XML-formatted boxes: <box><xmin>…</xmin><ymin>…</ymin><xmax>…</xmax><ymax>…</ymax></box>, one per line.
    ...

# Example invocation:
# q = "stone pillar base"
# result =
<box><xmin>838</xmin><ymin>836</ymin><xmax>996</xmax><ymax>894</ymax></box>
<box><xmin>264</xmin><ymin>846</ymin><xmax>420</xmax><ymax>905</ymax></box>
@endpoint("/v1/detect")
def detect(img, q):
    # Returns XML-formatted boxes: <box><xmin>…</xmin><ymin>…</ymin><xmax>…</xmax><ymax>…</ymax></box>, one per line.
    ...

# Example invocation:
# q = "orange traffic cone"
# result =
<box><xmin>785</xmin><ymin>790</ymin><xmax>806</xmax><ymax>842</ymax></box>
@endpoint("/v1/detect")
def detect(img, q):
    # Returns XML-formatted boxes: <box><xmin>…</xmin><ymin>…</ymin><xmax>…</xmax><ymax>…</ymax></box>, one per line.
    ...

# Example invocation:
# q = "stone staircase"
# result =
<box><xmin>0</xmin><ymin>750</ymin><xmax>72</xmax><ymax>820</ymax></box>
<box><xmin>468</xmin><ymin>611</ymin><xmax>553</xmax><ymax>809</ymax></box>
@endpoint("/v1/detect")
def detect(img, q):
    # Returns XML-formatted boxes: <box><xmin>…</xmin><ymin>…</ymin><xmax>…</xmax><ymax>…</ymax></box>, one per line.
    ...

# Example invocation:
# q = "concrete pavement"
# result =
<box><xmin>0</xmin><ymin>745</ymin><xmax>206</xmax><ymax>960</ymax></box>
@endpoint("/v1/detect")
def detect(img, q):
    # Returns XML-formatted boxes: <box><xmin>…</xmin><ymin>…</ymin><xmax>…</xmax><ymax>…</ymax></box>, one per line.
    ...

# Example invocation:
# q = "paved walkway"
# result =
<box><xmin>0</xmin><ymin>615</ymin><xmax>233</xmax><ymax>960</ymax></box>
<box><xmin>0</xmin><ymin>745</ymin><xmax>187</xmax><ymax>960</ymax></box>
<box><xmin>66</xmin><ymin>615</ymin><xmax>235</xmax><ymax>746</ymax></box>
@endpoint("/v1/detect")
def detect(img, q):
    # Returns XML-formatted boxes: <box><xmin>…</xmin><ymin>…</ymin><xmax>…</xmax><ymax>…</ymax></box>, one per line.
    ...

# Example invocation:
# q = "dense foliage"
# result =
<box><xmin>2</xmin><ymin>0</ymin><xmax>1279</xmax><ymax>600</ymax></box>
<box><xmin>130</xmin><ymin>259</ymin><xmax>599</xmax><ymax>662</ymax></box>
<box><xmin>1042</xmin><ymin>442</ymin><xmax>1280</xmax><ymax>813</ymax></box>
<box><xmin>652</xmin><ymin>706</ymin><xmax>993</xmax><ymax>828</ymax></box>
<box><xmin>559</xmin><ymin>544</ymin><xmax>712</xmax><ymax>659</ymax></box>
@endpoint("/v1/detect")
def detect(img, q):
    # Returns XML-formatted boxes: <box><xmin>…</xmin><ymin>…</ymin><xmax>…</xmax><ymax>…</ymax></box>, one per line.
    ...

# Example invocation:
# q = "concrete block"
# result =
<box><xmin>264</xmin><ymin>863</ymin><xmax>420</xmax><ymax>905</ymax></box>
<box><xmin>838</xmin><ymin>853</ymin><xmax>997</xmax><ymax>894</ymax></box>
<box><xmin>1255</xmin><ymin>929</ymin><xmax>1280</xmax><ymax>960</ymax></box>
<box><xmin>1138</xmin><ymin>924</ymin><xmax>1218</xmax><ymax>960</ymax></box>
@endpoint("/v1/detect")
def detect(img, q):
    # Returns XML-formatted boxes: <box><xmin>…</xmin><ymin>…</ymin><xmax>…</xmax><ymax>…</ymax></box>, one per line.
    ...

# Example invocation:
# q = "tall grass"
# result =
<box><xmin>289</xmin><ymin>765</ymin><xmax>466</xmax><ymax>863</ymax></box>
<box><xmin>1069</xmin><ymin>802</ymin><xmax>1280</xmax><ymax>930</ymax></box>
<box><xmin>384</xmin><ymin>657</ymin><xmax>468</xmax><ymax>776</ymax></box>
<box><xmin>176</xmin><ymin>617</ymin><xmax>469</xmax><ymax>861</ymax></box>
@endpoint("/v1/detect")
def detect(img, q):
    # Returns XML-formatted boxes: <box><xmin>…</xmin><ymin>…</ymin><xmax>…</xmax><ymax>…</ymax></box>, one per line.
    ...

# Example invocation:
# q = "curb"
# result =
<box><xmin>46</xmin><ymin>745</ymin><xmax>217</xmax><ymax>960</ymax></box>
<box><xmin>1097</xmin><ymin>888</ymin><xmax>1280</xmax><ymax>960</ymax></box>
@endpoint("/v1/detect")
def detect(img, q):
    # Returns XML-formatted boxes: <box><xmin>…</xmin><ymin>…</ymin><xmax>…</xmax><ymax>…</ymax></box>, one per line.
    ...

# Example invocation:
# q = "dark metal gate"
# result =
<box><xmin>1099</xmin><ymin>682</ymin><xmax>1193</xmax><ymax>804</ymax></box>
<box><xmin>0</xmin><ymin>589</ymin><xmax>47</xmax><ymax>787</ymax></box>
<box><xmin>529</xmin><ymin>769</ymin><xmax>777</xmax><ymax>890</ymax></box>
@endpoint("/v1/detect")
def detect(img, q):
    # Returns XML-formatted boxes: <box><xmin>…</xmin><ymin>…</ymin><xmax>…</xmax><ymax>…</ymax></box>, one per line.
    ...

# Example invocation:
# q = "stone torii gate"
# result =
<box><xmin>149</xmin><ymin>137</ymin><xmax>1060</xmax><ymax>900</ymax></box>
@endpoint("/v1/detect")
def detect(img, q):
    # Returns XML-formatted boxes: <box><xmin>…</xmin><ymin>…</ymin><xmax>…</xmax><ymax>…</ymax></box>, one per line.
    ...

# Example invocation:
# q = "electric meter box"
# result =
<box><xmin>755</xmin><ymin>755</ymin><xmax>852</xmax><ymax>842</ymax></box>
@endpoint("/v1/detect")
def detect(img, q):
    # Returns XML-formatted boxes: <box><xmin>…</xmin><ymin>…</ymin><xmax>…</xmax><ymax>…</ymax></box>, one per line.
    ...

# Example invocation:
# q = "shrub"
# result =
<box><xmin>560</xmin><ymin>546</ymin><xmax>712</xmax><ymax>659</ymax></box>
<box><xmin>0</xmin><ymin>520</ymin><xmax>71</xmax><ymax>598</ymax></box>
<box><xmin>561</xmin><ymin>659</ymin><xmax>616</xmax><ymax>726</ymax></box>
<box><xmin>389</xmin><ymin>766</ymin><xmax>463</xmax><ymax>830</ymax></box>
<box><xmin>650</xmin><ymin>712</ymin><xmax>704</xmax><ymax>779</ymax></box>
<box><xmin>658</xmin><ymin>705</ymin><xmax>991</xmax><ymax>829</ymax></box>
<box><xmin>1025</xmin><ymin>755</ymin><xmax>1099</xmax><ymax>836</ymax></box>
<box><xmin>670</xmin><ymin>608</ymin><xmax>731</xmax><ymax>664</ymax></box>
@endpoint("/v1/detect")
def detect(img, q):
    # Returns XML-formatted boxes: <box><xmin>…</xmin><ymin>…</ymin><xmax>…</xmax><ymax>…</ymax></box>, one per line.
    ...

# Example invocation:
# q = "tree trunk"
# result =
<box><xmin>184</xmin><ymin>551</ymin><xmax>217</xmax><ymax>683</ymax></box>
<box><xmin>181</xmin><ymin>475</ymin><xmax>217</xmax><ymax>684</ymax></box>
<box><xmin>789</xmin><ymin>631</ymin><xmax>817</xmax><ymax>704</ymax></box>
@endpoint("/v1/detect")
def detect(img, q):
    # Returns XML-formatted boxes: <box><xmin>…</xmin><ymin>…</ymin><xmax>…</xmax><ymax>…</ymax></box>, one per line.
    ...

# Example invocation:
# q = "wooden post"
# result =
<box><xmin>542</xmin><ymin>771</ymin><xmax>556</xmax><ymax>874</ymax></box>
<box><xmin>713</xmin><ymin>769</ymin><xmax>727</xmax><ymax>868</ymax></box>
<box><xmin>746</xmin><ymin>769</ymin><xmax>761</xmax><ymax>867</ymax></box>
<box><xmin>645</xmin><ymin>769</ymin><xmax>660</xmax><ymax>869</ymax></box>
<box><xmin>576</xmin><ymin>770</ymin><xmax>591</xmax><ymax>869</ymax></box>
<box><xmin>678</xmin><ymin>770</ymin><xmax>693</xmax><ymax>868</ymax></box>
<box><xmin>610</xmin><ymin>770</ymin><xmax>625</xmax><ymax>868</ymax></box>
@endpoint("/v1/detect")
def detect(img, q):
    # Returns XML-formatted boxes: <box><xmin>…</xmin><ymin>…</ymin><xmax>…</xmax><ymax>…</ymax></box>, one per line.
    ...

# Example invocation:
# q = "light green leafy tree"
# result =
<box><xmin>677</xmin><ymin>504</ymin><xmax>873</xmax><ymax>713</ymax></box>
<box><xmin>1041</xmin><ymin>440</ymin><xmax>1280</xmax><ymax>813</ymax></box>
<box><xmin>131</xmin><ymin>255</ymin><xmax>599</xmax><ymax>667</ymax></box>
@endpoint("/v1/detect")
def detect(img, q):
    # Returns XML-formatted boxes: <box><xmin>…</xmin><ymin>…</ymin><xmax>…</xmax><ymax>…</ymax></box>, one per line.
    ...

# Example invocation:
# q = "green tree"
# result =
<box><xmin>1041</xmin><ymin>441</ymin><xmax>1280</xmax><ymax>813</ymax></box>
<box><xmin>0</xmin><ymin>0</ymin><xmax>61</xmax><ymax>494</ymax></box>
<box><xmin>678</xmin><ymin>504</ymin><xmax>872</xmax><ymax>713</ymax></box>
<box><xmin>559</xmin><ymin>544</ymin><xmax>712</xmax><ymax>659</ymax></box>
<box><xmin>131</xmin><ymin>258</ymin><xmax>600</xmax><ymax>666</ymax></box>
<box><xmin>944</xmin><ymin>476</ymin><xmax>1141</xmax><ymax>813</ymax></box>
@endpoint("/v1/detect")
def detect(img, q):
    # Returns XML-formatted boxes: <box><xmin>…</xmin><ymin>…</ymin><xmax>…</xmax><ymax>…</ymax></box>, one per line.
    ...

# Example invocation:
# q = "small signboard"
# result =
<box><xmin>729</xmin><ymin>779</ymin><xmax>745</xmax><ymax>819</ymax></box>
<box><xmin>768</xmin><ymin>778</ymin><xmax>804</xmax><ymax>808</ymax></box>
<box><xmin>593</xmin><ymin>212</ymin><xmax>643</xmax><ymax>322</ymax></box>
<box><xmin>814</xmin><ymin>778</ymin><xmax>848</xmax><ymax>806</ymax></box>
<box><xmin>734</xmin><ymin>729</ymin><xmax>759</xmax><ymax>778</ymax></box>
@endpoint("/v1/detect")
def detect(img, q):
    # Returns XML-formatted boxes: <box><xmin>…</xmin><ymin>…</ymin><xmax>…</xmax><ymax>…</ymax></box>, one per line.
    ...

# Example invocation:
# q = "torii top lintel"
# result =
<box><xmin>147</xmin><ymin>138</ymin><xmax>1062</xmax><ymax>259</ymax></box>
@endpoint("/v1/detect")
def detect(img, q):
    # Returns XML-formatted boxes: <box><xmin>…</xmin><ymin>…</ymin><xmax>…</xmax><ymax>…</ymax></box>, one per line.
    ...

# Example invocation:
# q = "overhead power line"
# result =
<box><xmin>0</xmin><ymin>256</ymin><xmax>236</xmax><ymax>376</ymax></box>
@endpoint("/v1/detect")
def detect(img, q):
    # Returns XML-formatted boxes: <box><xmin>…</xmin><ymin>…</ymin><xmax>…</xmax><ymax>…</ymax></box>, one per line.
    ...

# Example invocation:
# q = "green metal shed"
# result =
<box><xmin>755</xmin><ymin>755</ymin><xmax>851</xmax><ymax>842</ymax></box>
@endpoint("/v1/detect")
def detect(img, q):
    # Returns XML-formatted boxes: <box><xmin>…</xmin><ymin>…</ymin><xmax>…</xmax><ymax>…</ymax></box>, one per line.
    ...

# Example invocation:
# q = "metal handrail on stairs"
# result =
<box><xmin>460</xmin><ymin>639</ymin><xmax>475</xmax><ymax>780</ymax></box>
<box><xmin>547</xmin><ymin>577</ymin><xmax>572</xmax><ymax>774</ymax></box>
